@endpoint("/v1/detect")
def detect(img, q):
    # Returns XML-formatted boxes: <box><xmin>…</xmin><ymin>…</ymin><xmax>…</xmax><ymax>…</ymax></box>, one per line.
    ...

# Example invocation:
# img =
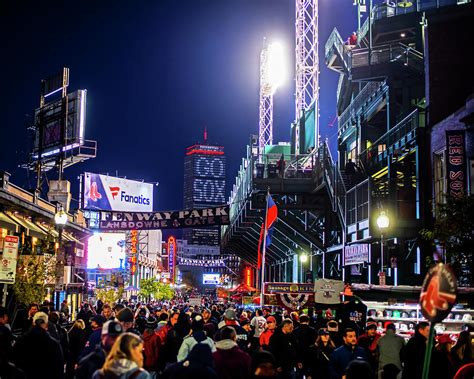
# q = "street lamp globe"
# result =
<box><xmin>299</xmin><ymin>253</ymin><xmax>308</xmax><ymax>263</ymax></box>
<box><xmin>376</xmin><ymin>211</ymin><xmax>389</xmax><ymax>230</ymax></box>
<box><xmin>54</xmin><ymin>210</ymin><xmax>68</xmax><ymax>226</ymax></box>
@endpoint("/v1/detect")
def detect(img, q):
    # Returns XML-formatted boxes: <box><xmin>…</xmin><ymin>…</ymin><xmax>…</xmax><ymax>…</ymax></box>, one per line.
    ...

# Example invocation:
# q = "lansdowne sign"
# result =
<box><xmin>93</xmin><ymin>205</ymin><xmax>230</xmax><ymax>231</ymax></box>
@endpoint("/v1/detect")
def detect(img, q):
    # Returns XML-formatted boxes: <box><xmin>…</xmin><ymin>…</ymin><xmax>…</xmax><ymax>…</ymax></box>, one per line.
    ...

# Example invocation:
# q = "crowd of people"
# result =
<box><xmin>0</xmin><ymin>298</ymin><xmax>473</xmax><ymax>379</ymax></box>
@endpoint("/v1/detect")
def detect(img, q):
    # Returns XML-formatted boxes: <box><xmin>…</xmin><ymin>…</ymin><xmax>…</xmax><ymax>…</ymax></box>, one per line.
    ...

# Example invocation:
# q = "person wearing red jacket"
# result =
<box><xmin>143</xmin><ymin>316</ymin><xmax>162</xmax><ymax>374</ymax></box>
<box><xmin>213</xmin><ymin>326</ymin><xmax>251</xmax><ymax>379</ymax></box>
<box><xmin>357</xmin><ymin>321</ymin><xmax>380</xmax><ymax>372</ymax></box>
<box><xmin>259</xmin><ymin>316</ymin><xmax>277</xmax><ymax>351</ymax></box>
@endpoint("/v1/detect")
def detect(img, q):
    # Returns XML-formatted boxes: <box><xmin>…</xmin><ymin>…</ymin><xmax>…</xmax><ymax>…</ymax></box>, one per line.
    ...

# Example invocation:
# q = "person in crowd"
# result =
<box><xmin>75</xmin><ymin>320</ymin><xmax>124</xmax><ymax>379</ymax></box>
<box><xmin>135</xmin><ymin>307</ymin><xmax>148</xmax><ymax>335</ymax></box>
<box><xmin>402</xmin><ymin>321</ymin><xmax>431</xmax><ymax>379</ymax></box>
<box><xmin>454</xmin><ymin>363</ymin><xmax>474</xmax><ymax>379</ymax></box>
<box><xmin>357</xmin><ymin>321</ymin><xmax>380</xmax><ymax>371</ymax></box>
<box><xmin>451</xmin><ymin>330</ymin><xmax>473</xmax><ymax>370</ymax></box>
<box><xmin>293</xmin><ymin>314</ymin><xmax>317</xmax><ymax>376</ymax></box>
<box><xmin>327</xmin><ymin>320</ymin><xmax>343</xmax><ymax>347</ymax></box>
<box><xmin>162</xmin><ymin>312</ymin><xmax>191</xmax><ymax>365</ymax></box>
<box><xmin>213</xmin><ymin>326</ymin><xmax>252</xmax><ymax>379</ymax></box>
<box><xmin>101</xmin><ymin>304</ymin><xmax>115</xmax><ymax>321</ymax></box>
<box><xmin>203</xmin><ymin>308</ymin><xmax>218</xmax><ymax>337</ymax></box>
<box><xmin>217</xmin><ymin>308</ymin><xmax>249</xmax><ymax>351</ymax></box>
<box><xmin>22</xmin><ymin>303</ymin><xmax>39</xmax><ymax>333</ymax></box>
<box><xmin>0</xmin><ymin>331</ymin><xmax>25</xmax><ymax>379</ymax></box>
<box><xmin>0</xmin><ymin>306</ymin><xmax>14</xmax><ymax>356</ymax></box>
<box><xmin>376</xmin><ymin>322</ymin><xmax>405</xmax><ymax>376</ymax></box>
<box><xmin>177</xmin><ymin>314</ymin><xmax>216</xmax><ymax>362</ymax></box>
<box><xmin>161</xmin><ymin>343</ymin><xmax>218</xmax><ymax>379</ymax></box>
<box><xmin>251</xmin><ymin>350</ymin><xmax>278</xmax><ymax>378</ymax></box>
<box><xmin>77</xmin><ymin>303</ymin><xmax>95</xmax><ymax>327</ymax></box>
<box><xmin>259</xmin><ymin>316</ymin><xmax>277</xmax><ymax>351</ymax></box>
<box><xmin>13</xmin><ymin>312</ymin><xmax>64</xmax><ymax>379</ymax></box>
<box><xmin>432</xmin><ymin>334</ymin><xmax>456</xmax><ymax>379</ymax></box>
<box><xmin>269</xmin><ymin>319</ymin><xmax>300</xmax><ymax>379</ymax></box>
<box><xmin>250</xmin><ymin>309</ymin><xmax>267</xmax><ymax>350</ymax></box>
<box><xmin>329</xmin><ymin>328</ymin><xmax>367</xmax><ymax>379</ymax></box>
<box><xmin>60</xmin><ymin>300</ymin><xmax>70</xmax><ymax>320</ymax></box>
<box><xmin>66</xmin><ymin>319</ymin><xmax>87</xmax><ymax>378</ymax></box>
<box><xmin>49</xmin><ymin>311</ymin><xmax>69</xmax><ymax>362</ymax></box>
<box><xmin>116</xmin><ymin>307</ymin><xmax>140</xmax><ymax>335</ymax></box>
<box><xmin>142</xmin><ymin>316</ymin><xmax>162</xmax><ymax>374</ymax></box>
<box><xmin>241</xmin><ymin>318</ymin><xmax>254</xmax><ymax>351</ymax></box>
<box><xmin>80</xmin><ymin>314</ymin><xmax>106</xmax><ymax>359</ymax></box>
<box><xmin>380</xmin><ymin>364</ymin><xmax>400</xmax><ymax>379</ymax></box>
<box><xmin>307</xmin><ymin>328</ymin><xmax>336</xmax><ymax>379</ymax></box>
<box><xmin>92</xmin><ymin>332</ymin><xmax>150</xmax><ymax>378</ymax></box>
<box><xmin>345</xmin><ymin>359</ymin><xmax>373</xmax><ymax>379</ymax></box>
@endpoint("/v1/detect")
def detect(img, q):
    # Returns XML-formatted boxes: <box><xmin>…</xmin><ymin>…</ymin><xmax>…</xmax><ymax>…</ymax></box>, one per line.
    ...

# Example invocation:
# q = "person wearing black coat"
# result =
<box><xmin>12</xmin><ymin>312</ymin><xmax>64</xmax><ymax>379</ymax></box>
<box><xmin>268</xmin><ymin>319</ymin><xmax>300</xmax><ymax>379</ymax></box>
<box><xmin>161</xmin><ymin>343</ymin><xmax>218</xmax><ymax>379</ymax></box>
<box><xmin>402</xmin><ymin>322</ymin><xmax>431</xmax><ymax>379</ymax></box>
<box><xmin>65</xmin><ymin>320</ymin><xmax>87</xmax><ymax>378</ymax></box>
<box><xmin>162</xmin><ymin>312</ymin><xmax>191</xmax><ymax>365</ymax></box>
<box><xmin>306</xmin><ymin>329</ymin><xmax>336</xmax><ymax>379</ymax></box>
<box><xmin>293</xmin><ymin>315</ymin><xmax>317</xmax><ymax>375</ymax></box>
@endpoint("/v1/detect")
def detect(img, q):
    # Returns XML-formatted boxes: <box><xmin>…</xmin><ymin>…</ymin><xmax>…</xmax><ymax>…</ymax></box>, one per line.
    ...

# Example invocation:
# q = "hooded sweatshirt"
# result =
<box><xmin>92</xmin><ymin>359</ymin><xmax>151</xmax><ymax>379</ymax></box>
<box><xmin>213</xmin><ymin>339</ymin><xmax>252</xmax><ymax>379</ymax></box>
<box><xmin>177</xmin><ymin>330</ymin><xmax>216</xmax><ymax>362</ymax></box>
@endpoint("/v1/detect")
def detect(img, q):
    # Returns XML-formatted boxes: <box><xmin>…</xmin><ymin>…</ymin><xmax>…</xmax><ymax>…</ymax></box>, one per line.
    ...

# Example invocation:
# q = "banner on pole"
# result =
<box><xmin>0</xmin><ymin>236</ymin><xmax>19</xmax><ymax>284</ymax></box>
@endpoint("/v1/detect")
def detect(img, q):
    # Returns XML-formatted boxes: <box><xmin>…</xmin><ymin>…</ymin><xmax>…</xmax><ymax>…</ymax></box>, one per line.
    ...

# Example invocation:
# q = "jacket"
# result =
<box><xmin>75</xmin><ymin>345</ymin><xmax>107</xmax><ymax>379</ymax></box>
<box><xmin>143</xmin><ymin>330</ymin><xmax>162</xmax><ymax>372</ymax></box>
<box><xmin>161</xmin><ymin>343</ymin><xmax>218</xmax><ymax>379</ymax></box>
<box><xmin>259</xmin><ymin>329</ymin><xmax>274</xmax><ymax>350</ymax></box>
<box><xmin>177</xmin><ymin>331</ymin><xmax>216</xmax><ymax>362</ymax></box>
<box><xmin>13</xmin><ymin>325</ymin><xmax>64</xmax><ymax>379</ymax></box>
<box><xmin>213</xmin><ymin>339</ymin><xmax>251</xmax><ymax>379</ymax></box>
<box><xmin>293</xmin><ymin>324</ymin><xmax>317</xmax><ymax>368</ymax></box>
<box><xmin>328</xmin><ymin>344</ymin><xmax>367</xmax><ymax>379</ymax></box>
<box><xmin>92</xmin><ymin>359</ymin><xmax>151</xmax><ymax>379</ymax></box>
<box><xmin>268</xmin><ymin>329</ymin><xmax>298</xmax><ymax>373</ymax></box>
<box><xmin>402</xmin><ymin>332</ymin><xmax>428</xmax><ymax>379</ymax></box>
<box><xmin>376</xmin><ymin>329</ymin><xmax>405</xmax><ymax>370</ymax></box>
<box><xmin>79</xmin><ymin>328</ymin><xmax>102</xmax><ymax>360</ymax></box>
<box><xmin>307</xmin><ymin>342</ymin><xmax>335</xmax><ymax>379</ymax></box>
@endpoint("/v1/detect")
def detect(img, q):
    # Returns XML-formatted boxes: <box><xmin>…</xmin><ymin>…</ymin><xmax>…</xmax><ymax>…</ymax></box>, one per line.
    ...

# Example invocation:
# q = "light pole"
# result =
<box><xmin>300</xmin><ymin>253</ymin><xmax>308</xmax><ymax>283</ymax></box>
<box><xmin>54</xmin><ymin>208</ymin><xmax>68</xmax><ymax>307</ymax></box>
<box><xmin>376</xmin><ymin>211</ymin><xmax>389</xmax><ymax>285</ymax></box>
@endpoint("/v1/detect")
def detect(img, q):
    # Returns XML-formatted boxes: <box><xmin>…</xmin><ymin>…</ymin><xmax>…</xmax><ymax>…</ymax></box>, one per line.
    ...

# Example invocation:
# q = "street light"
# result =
<box><xmin>299</xmin><ymin>253</ymin><xmax>308</xmax><ymax>282</ymax></box>
<box><xmin>54</xmin><ymin>208</ymin><xmax>68</xmax><ymax>307</ymax></box>
<box><xmin>376</xmin><ymin>211</ymin><xmax>389</xmax><ymax>285</ymax></box>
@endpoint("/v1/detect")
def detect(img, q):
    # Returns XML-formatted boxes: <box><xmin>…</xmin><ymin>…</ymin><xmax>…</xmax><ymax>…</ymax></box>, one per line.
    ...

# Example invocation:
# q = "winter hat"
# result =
<box><xmin>437</xmin><ymin>334</ymin><xmax>454</xmax><ymax>345</ymax></box>
<box><xmin>33</xmin><ymin>312</ymin><xmax>48</xmax><ymax>325</ymax></box>
<box><xmin>116</xmin><ymin>307</ymin><xmax>134</xmax><ymax>323</ymax></box>
<box><xmin>366</xmin><ymin>321</ymin><xmax>377</xmax><ymax>330</ymax></box>
<box><xmin>241</xmin><ymin>318</ymin><xmax>250</xmax><ymax>327</ymax></box>
<box><xmin>327</xmin><ymin>320</ymin><xmax>339</xmax><ymax>332</ymax></box>
<box><xmin>146</xmin><ymin>316</ymin><xmax>158</xmax><ymax>330</ymax></box>
<box><xmin>191</xmin><ymin>315</ymin><xmax>205</xmax><ymax>331</ymax></box>
<box><xmin>102</xmin><ymin>320</ymin><xmax>123</xmax><ymax>336</ymax></box>
<box><xmin>224</xmin><ymin>308</ymin><xmax>236</xmax><ymax>321</ymax></box>
<box><xmin>91</xmin><ymin>315</ymin><xmax>106</xmax><ymax>326</ymax></box>
<box><xmin>318</xmin><ymin>328</ymin><xmax>330</xmax><ymax>336</ymax></box>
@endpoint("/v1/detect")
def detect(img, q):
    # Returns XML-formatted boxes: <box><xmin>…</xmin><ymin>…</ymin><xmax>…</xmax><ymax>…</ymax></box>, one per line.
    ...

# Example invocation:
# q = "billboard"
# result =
<box><xmin>203</xmin><ymin>273</ymin><xmax>220</xmax><ymax>285</ymax></box>
<box><xmin>87</xmin><ymin>232</ymin><xmax>126</xmax><ymax>269</ymax></box>
<box><xmin>83</xmin><ymin>172</ymin><xmax>154</xmax><ymax>212</ymax></box>
<box><xmin>33</xmin><ymin>89</ymin><xmax>87</xmax><ymax>158</ymax></box>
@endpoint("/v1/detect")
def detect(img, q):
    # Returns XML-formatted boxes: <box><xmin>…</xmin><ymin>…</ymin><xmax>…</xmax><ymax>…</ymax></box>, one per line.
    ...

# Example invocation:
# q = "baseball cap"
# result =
<box><xmin>266</xmin><ymin>316</ymin><xmax>276</xmax><ymax>324</ymax></box>
<box><xmin>437</xmin><ymin>334</ymin><xmax>454</xmax><ymax>344</ymax></box>
<box><xmin>366</xmin><ymin>321</ymin><xmax>377</xmax><ymax>330</ymax></box>
<box><xmin>241</xmin><ymin>319</ymin><xmax>250</xmax><ymax>327</ymax></box>
<box><xmin>318</xmin><ymin>328</ymin><xmax>330</xmax><ymax>336</ymax></box>
<box><xmin>116</xmin><ymin>307</ymin><xmax>134</xmax><ymax>323</ymax></box>
<box><xmin>224</xmin><ymin>308</ymin><xmax>236</xmax><ymax>321</ymax></box>
<box><xmin>33</xmin><ymin>312</ymin><xmax>48</xmax><ymax>325</ymax></box>
<box><xmin>102</xmin><ymin>320</ymin><xmax>123</xmax><ymax>336</ymax></box>
<box><xmin>192</xmin><ymin>315</ymin><xmax>204</xmax><ymax>330</ymax></box>
<box><xmin>327</xmin><ymin>320</ymin><xmax>339</xmax><ymax>332</ymax></box>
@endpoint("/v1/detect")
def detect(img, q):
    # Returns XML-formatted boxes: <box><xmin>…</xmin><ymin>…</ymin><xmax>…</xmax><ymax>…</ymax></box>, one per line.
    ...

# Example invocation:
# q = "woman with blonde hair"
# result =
<box><xmin>93</xmin><ymin>332</ymin><xmax>151</xmax><ymax>379</ymax></box>
<box><xmin>66</xmin><ymin>319</ymin><xmax>87</xmax><ymax>378</ymax></box>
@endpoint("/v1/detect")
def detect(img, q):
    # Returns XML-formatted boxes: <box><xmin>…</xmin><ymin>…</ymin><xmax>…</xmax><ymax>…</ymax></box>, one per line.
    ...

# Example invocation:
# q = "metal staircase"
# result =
<box><xmin>325</xmin><ymin>27</ymin><xmax>351</xmax><ymax>75</ymax></box>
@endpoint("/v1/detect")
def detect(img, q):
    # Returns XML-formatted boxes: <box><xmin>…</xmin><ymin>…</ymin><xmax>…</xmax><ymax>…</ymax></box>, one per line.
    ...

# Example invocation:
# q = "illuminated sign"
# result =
<box><xmin>186</xmin><ymin>144</ymin><xmax>224</xmax><ymax>156</ymax></box>
<box><xmin>244</xmin><ymin>266</ymin><xmax>253</xmax><ymax>287</ymax></box>
<box><xmin>167</xmin><ymin>236</ymin><xmax>176</xmax><ymax>284</ymax></box>
<box><xmin>130</xmin><ymin>230</ymin><xmax>138</xmax><ymax>276</ymax></box>
<box><xmin>344</xmin><ymin>244</ymin><xmax>370</xmax><ymax>266</ymax></box>
<box><xmin>446</xmin><ymin>131</ymin><xmax>467</xmax><ymax>198</ymax></box>
<box><xmin>203</xmin><ymin>273</ymin><xmax>220</xmax><ymax>285</ymax></box>
<box><xmin>84</xmin><ymin>173</ymin><xmax>154</xmax><ymax>212</ymax></box>
<box><xmin>87</xmin><ymin>232</ymin><xmax>126</xmax><ymax>269</ymax></box>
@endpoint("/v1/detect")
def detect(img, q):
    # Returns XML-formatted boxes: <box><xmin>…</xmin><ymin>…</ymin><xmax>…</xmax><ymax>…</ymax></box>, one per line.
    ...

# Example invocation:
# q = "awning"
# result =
<box><xmin>35</xmin><ymin>222</ymin><xmax>59</xmax><ymax>238</ymax></box>
<box><xmin>0</xmin><ymin>212</ymin><xmax>19</xmax><ymax>233</ymax></box>
<box><xmin>6</xmin><ymin>213</ymin><xmax>47</xmax><ymax>240</ymax></box>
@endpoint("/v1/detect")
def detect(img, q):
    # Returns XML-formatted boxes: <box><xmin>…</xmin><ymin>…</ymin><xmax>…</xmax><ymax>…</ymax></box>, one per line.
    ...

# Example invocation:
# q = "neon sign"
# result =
<box><xmin>244</xmin><ymin>266</ymin><xmax>253</xmax><ymax>287</ymax></box>
<box><xmin>167</xmin><ymin>236</ymin><xmax>176</xmax><ymax>284</ymax></box>
<box><xmin>130</xmin><ymin>230</ymin><xmax>138</xmax><ymax>276</ymax></box>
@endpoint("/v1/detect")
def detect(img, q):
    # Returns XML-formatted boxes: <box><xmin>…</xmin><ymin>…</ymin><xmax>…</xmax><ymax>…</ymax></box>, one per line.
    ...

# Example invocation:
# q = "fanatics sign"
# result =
<box><xmin>95</xmin><ymin>205</ymin><xmax>230</xmax><ymax>231</ymax></box>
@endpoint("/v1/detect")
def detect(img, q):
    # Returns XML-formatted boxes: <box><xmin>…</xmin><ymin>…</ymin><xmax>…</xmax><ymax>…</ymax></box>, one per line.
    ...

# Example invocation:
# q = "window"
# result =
<box><xmin>433</xmin><ymin>151</ymin><xmax>446</xmax><ymax>212</ymax></box>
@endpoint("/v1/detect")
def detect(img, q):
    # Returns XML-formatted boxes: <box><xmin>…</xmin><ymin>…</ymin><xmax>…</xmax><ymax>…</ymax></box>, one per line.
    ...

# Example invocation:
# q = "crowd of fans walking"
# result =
<box><xmin>0</xmin><ymin>298</ymin><xmax>473</xmax><ymax>378</ymax></box>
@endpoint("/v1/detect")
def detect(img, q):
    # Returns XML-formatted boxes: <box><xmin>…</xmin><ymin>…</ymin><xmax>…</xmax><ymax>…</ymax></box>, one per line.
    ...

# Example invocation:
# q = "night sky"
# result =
<box><xmin>1</xmin><ymin>0</ymin><xmax>357</xmax><ymax>211</ymax></box>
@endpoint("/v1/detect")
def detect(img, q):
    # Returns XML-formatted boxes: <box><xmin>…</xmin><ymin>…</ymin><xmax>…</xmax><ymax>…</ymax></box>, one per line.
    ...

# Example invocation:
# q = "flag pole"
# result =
<box><xmin>260</xmin><ymin>189</ymin><xmax>270</xmax><ymax>307</ymax></box>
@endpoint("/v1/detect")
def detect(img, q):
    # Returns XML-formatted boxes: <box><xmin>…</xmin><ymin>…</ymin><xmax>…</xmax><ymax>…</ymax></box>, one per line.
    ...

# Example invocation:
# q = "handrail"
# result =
<box><xmin>325</xmin><ymin>28</ymin><xmax>351</xmax><ymax>71</ymax></box>
<box><xmin>351</xmin><ymin>42</ymin><xmax>423</xmax><ymax>70</ymax></box>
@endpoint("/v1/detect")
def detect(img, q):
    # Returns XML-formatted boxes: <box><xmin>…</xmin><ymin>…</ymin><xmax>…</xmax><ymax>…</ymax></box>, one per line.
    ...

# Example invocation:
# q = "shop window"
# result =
<box><xmin>433</xmin><ymin>151</ymin><xmax>446</xmax><ymax>212</ymax></box>
<box><xmin>378</xmin><ymin>144</ymin><xmax>386</xmax><ymax>155</ymax></box>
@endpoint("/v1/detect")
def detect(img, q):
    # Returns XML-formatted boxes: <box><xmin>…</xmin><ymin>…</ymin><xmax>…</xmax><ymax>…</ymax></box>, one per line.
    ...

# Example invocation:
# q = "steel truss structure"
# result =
<box><xmin>295</xmin><ymin>0</ymin><xmax>319</xmax><ymax>153</ymax></box>
<box><xmin>258</xmin><ymin>45</ymin><xmax>274</xmax><ymax>155</ymax></box>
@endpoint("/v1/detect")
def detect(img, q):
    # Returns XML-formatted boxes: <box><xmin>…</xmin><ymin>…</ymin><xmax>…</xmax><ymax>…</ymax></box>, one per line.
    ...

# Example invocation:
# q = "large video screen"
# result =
<box><xmin>203</xmin><ymin>273</ymin><xmax>220</xmax><ymax>285</ymax></box>
<box><xmin>87</xmin><ymin>232</ymin><xmax>126</xmax><ymax>269</ymax></box>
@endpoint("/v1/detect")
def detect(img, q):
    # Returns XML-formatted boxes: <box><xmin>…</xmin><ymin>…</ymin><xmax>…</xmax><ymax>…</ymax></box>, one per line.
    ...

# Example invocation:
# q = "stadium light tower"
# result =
<box><xmin>259</xmin><ymin>41</ymin><xmax>286</xmax><ymax>157</ymax></box>
<box><xmin>295</xmin><ymin>0</ymin><xmax>319</xmax><ymax>154</ymax></box>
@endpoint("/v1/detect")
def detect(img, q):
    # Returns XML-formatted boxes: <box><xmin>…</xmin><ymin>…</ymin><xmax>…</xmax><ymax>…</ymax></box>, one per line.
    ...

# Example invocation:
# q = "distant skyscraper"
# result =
<box><xmin>183</xmin><ymin>131</ymin><xmax>226</xmax><ymax>245</ymax></box>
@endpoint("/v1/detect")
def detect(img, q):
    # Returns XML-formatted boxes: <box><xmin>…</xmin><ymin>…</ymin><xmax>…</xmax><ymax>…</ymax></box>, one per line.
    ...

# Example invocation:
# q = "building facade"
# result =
<box><xmin>183</xmin><ymin>141</ymin><xmax>226</xmax><ymax>246</ymax></box>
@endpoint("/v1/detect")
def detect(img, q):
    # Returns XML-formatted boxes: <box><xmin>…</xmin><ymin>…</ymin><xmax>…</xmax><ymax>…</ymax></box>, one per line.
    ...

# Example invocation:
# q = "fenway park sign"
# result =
<box><xmin>95</xmin><ymin>205</ymin><xmax>230</xmax><ymax>231</ymax></box>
